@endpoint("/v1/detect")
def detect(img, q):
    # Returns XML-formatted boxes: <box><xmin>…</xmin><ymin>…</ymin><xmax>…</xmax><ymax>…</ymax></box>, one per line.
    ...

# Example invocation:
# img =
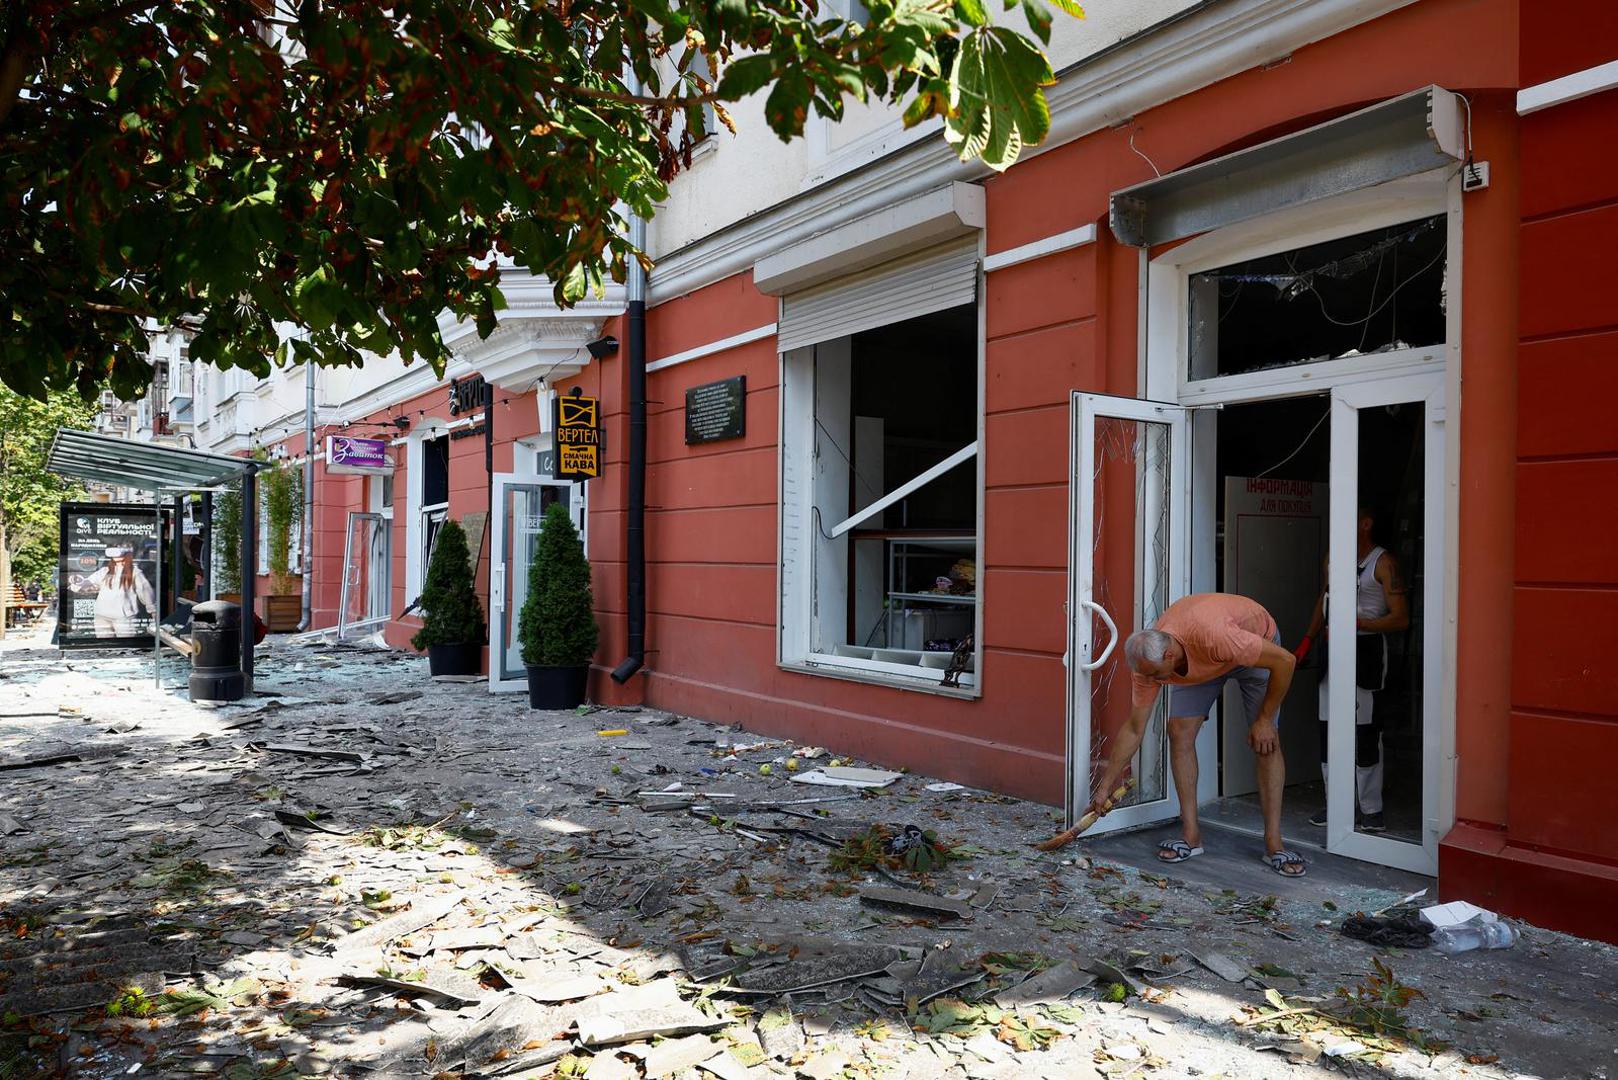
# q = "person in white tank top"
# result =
<box><xmin>1293</xmin><ymin>506</ymin><xmax>1409</xmax><ymax>832</ymax></box>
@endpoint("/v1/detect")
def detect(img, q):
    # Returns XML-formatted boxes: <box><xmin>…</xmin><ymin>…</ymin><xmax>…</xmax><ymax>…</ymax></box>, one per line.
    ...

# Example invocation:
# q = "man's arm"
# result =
<box><xmin>1295</xmin><ymin>556</ymin><xmax>1327</xmax><ymax>660</ymax></box>
<box><xmin>1090</xmin><ymin>700</ymin><xmax>1156</xmax><ymax>810</ymax></box>
<box><xmin>1247</xmin><ymin>639</ymin><xmax>1297</xmax><ymax>755</ymax></box>
<box><xmin>1358</xmin><ymin>553</ymin><xmax>1410</xmax><ymax>633</ymax></box>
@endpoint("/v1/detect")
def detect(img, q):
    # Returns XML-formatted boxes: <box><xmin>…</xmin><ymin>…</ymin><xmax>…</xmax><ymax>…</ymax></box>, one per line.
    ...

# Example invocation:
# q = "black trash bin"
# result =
<box><xmin>190</xmin><ymin>600</ymin><xmax>245</xmax><ymax>702</ymax></box>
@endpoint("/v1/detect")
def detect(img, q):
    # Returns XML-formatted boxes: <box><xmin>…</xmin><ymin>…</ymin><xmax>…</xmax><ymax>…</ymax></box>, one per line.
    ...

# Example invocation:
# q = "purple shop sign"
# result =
<box><xmin>325</xmin><ymin>435</ymin><xmax>393</xmax><ymax>475</ymax></box>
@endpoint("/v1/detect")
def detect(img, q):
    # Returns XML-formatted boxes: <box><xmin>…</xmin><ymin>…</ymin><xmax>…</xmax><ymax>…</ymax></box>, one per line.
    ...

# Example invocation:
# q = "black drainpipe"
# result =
<box><xmin>610</xmin><ymin>271</ymin><xmax>647</xmax><ymax>685</ymax></box>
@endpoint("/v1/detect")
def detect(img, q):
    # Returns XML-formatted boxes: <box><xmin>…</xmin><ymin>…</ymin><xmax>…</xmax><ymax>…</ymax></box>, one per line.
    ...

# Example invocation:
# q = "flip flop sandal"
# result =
<box><xmin>1156</xmin><ymin>840</ymin><xmax>1204</xmax><ymax>864</ymax></box>
<box><xmin>1262</xmin><ymin>849</ymin><xmax>1308</xmax><ymax>878</ymax></box>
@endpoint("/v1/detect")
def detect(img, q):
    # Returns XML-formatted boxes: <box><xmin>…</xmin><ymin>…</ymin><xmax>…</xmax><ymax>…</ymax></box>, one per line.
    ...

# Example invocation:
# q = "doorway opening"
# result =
<box><xmin>1202</xmin><ymin>393</ymin><xmax>1427</xmax><ymax>853</ymax></box>
<box><xmin>487</xmin><ymin>472</ymin><xmax>586</xmax><ymax>692</ymax></box>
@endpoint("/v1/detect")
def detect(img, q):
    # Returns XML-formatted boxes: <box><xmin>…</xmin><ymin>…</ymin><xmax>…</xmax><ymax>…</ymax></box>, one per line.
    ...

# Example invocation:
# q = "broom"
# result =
<box><xmin>1032</xmin><ymin>778</ymin><xmax>1135</xmax><ymax>851</ymax></box>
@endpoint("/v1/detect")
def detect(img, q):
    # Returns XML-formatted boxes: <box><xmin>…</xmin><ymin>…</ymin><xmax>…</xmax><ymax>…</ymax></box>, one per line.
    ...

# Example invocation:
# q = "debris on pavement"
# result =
<box><xmin>1340</xmin><ymin>912</ymin><xmax>1435</xmax><ymax>948</ymax></box>
<box><xmin>858</xmin><ymin>885</ymin><xmax>975</xmax><ymax>920</ymax></box>
<box><xmin>1192</xmin><ymin>950</ymin><xmax>1253</xmax><ymax>983</ymax></box>
<box><xmin>994</xmin><ymin>958</ymin><xmax>1096</xmax><ymax>1006</ymax></box>
<box><xmin>0</xmin><ymin>631</ymin><xmax>1613</xmax><ymax>1080</ymax></box>
<box><xmin>789</xmin><ymin>765</ymin><xmax>902</xmax><ymax>788</ymax></box>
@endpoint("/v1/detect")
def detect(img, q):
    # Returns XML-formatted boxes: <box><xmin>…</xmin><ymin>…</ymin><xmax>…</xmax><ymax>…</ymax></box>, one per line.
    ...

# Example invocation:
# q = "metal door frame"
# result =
<box><xmin>1065</xmin><ymin>392</ymin><xmax>1200</xmax><ymax>833</ymax></box>
<box><xmin>489</xmin><ymin>473</ymin><xmax>586</xmax><ymax>692</ymax></box>
<box><xmin>1324</xmin><ymin>372</ymin><xmax>1445</xmax><ymax>875</ymax></box>
<box><xmin>337</xmin><ymin>511</ymin><xmax>388</xmax><ymax>640</ymax></box>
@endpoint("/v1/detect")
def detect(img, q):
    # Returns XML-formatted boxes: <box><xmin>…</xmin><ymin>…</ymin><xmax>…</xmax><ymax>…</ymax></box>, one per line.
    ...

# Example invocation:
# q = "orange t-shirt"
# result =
<box><xmin>1129</xmin><ymin>593</ymin><xmax>1279</xmax><ymax>708</ymax></box>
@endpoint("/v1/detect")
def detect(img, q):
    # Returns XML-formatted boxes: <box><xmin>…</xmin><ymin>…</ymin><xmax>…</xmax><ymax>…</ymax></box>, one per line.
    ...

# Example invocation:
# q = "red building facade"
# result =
<box><xmin>275</xmin><ymin>0</ymin><xmax>1617</xmax><ymax>941</ymax></box>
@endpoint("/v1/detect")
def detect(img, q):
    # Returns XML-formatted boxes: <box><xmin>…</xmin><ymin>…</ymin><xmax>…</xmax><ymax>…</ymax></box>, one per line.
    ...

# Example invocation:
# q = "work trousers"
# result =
<box><xmin>1317</xmin><ymin>678</ymin><xmax>1385</xmax><ymax>815</ymax></box>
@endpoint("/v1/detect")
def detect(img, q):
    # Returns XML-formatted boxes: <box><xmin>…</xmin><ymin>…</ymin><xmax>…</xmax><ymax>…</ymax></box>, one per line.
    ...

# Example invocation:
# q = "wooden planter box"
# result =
<box><xmin>260</xmin><ymin>594</ymin><xmax>302</xmax><ymax>632</ymax></box>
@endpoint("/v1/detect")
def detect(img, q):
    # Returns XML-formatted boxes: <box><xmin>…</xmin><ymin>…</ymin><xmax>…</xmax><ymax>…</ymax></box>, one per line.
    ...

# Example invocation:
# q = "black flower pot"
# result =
<box><xmin>427</xmin><ymin>642</ymin><xmax>481</xmax><ymax>677</ymax></box>
<box><xmin>526</xmin><ymin>664</ymin><xmax>589</xmax><ymax>709</ymax></box>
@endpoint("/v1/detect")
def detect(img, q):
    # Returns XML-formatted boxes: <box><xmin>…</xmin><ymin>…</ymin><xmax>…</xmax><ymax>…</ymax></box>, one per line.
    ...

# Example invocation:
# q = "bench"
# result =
<box><xmin>4</xmin><ymin>584</ymin><xmax>47</xmax><ymax>626</ymax></box>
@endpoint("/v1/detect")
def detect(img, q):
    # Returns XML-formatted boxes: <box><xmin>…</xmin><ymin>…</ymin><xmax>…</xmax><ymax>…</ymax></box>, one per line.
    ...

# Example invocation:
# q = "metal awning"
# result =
<box><xmin>47</xmin><ymin>428</ymin><xmax>254</xmax><ymax>492</ymax></box>
<box><xmin>1109</xmin><ymin>85</ymin><xmax>1466</xmax><ymax>247</ymax></box>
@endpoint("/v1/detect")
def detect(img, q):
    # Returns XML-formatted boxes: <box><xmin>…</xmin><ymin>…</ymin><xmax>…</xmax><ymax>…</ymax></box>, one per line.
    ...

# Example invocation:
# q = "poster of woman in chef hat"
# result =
<box><xmin>82</xmin><ymin>545</ymin><xmax>157</xmax><ymax>638</ymax></box>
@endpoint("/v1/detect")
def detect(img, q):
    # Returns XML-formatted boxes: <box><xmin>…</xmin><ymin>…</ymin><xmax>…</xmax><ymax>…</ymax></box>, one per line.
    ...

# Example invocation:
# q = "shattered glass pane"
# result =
<box><xmin>1089</xmin><ymin>417</ymin><xmax>1173</xmax><ymax>808</ymax></box>
<box><xmin>339</xmin><ymin>513</ymin><xmax>388</xmax><ymax>636</ymax></box>
<box><xmin>500</xmin><ymin>484</ymin><xmax>563</xmax><ymax>682</ymax></box>
<box><xmin>1189</xmin><ymin>215</ymin><xmax>1446</xmax><ymax>381</ymax></box>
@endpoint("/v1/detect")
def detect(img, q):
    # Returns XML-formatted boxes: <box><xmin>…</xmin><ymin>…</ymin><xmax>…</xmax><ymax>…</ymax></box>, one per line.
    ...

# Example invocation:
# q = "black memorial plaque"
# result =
<box><xmin>684</xmin><ymin>375</ymin><xmax>746</xmax><ymax>445</ymax></box>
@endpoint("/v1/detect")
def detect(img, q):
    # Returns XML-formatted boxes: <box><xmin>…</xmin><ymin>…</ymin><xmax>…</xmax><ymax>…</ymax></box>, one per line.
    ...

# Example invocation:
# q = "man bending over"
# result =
<box><xmin>1089</xmin><ymin>593</ymin><xmax>1304</xmax><ymax>877</ymax></box>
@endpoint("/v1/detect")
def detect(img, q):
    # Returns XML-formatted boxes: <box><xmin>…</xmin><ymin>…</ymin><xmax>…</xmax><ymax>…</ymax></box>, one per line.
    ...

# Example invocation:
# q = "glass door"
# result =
<box><xmin>1066</xmin><ymin>393</ymin><xmax>1198</xmax><ymax>832</ymax></box>
<box><xmin>1324</xmin><ymin>373</ymin><xmax>1444</xmax><ymax>874</ymax></box>
<box><xmin>489</xmin><ymin>473</ymin><xmax>585</xmax><ymax>692</ymax></box>
<box><xmin>337</xmin><ymin>512</ymin><xmax>388</xmax><ymax>639</ymax></box>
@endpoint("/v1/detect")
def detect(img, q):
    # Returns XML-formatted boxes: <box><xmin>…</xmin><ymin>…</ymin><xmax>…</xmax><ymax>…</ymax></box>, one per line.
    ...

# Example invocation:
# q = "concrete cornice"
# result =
<box><xmin>320</xmin><ymin>276</ymin><xmax>628</xmax><ymax>424</ymax></box>
<box><xmin>647</xmin><ymin>0</ymin><xmax>1417</xmax><ymax>305</ymax></box>
<box><xmin>440</xmin><ymin>273</ymin><xmax>626</xmax><ymax>392</ymax></box>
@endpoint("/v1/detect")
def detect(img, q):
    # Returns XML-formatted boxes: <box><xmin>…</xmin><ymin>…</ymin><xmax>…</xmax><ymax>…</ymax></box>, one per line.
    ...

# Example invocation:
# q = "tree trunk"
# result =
<box><xmin>0</xmin><ymin>520</ymin><xmax>10</xmax><ymax>642</ymax></box>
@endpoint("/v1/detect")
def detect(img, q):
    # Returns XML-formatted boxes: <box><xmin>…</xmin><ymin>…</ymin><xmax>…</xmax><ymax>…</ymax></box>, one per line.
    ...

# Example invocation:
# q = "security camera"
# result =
<box><xmin>586</xmin><ymin>335</ymin><xmax>619</xmax><ymax>360</ymax></box>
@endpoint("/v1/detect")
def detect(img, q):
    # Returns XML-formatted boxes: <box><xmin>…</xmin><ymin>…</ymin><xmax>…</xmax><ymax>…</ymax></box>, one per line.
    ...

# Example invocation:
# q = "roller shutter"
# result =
<box><xmin>776</xmin><ymin>236</ymin><xmax>979</xmax><ymax>353</ymax></box>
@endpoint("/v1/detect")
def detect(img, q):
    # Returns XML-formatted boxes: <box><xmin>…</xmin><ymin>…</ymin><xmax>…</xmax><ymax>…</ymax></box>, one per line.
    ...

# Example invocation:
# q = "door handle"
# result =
<box><xmin>1079</xmin><ymin>600</ymin><xmax>1118</xmax><ymax>672</ymax></box>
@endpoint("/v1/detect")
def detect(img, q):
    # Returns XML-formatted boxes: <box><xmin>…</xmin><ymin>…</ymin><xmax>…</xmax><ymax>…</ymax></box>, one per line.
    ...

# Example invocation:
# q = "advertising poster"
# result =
<box><xmin>57</xmin><ymin>502</ymin><xmax>165</xmax><ymax>648</ymax></box>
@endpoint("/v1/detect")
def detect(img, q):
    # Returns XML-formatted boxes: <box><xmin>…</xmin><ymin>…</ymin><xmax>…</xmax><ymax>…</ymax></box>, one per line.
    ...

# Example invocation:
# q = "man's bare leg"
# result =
<box><xmin>1162</xmin><ymin>716</ymin><xmax>1203</xmax><ymax>857</ymax></box>
<box><xmin>1254</xmin><ymin>737</ymin><xmax>1287</xmax><ymax>856</ymax></box>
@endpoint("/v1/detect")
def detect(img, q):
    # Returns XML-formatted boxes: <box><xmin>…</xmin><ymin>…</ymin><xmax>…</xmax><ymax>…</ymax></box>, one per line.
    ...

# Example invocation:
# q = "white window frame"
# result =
<box><xmin>1148</xmin><ymin>172</ymin><xmax>1453</xmax><ymax>404</ymax></box>
<box><xmin>405</xmin><ymin>419</ymin><xmax>451</xmax><ymax>602</ymax></box>
<box><xmin>370</xmin><ymin>472</ymin><xmax>394</xmax><ymax>518</ymax></box>
<box><xmin>1141</xmin><ymin>165</ymin><xmax>1463</xmax><ymax>864</ymax></box>
<box><xmin>777</xmin><ymin>254</ymin><xmax>986</xmax><ymax>696</ymax></box>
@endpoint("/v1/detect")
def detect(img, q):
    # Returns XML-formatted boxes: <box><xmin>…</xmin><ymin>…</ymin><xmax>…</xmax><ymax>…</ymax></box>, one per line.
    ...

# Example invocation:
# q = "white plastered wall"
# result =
<box><xmin>649</xmin><ymin>0</ymin><xmax>1198</xmax><ymax>258</ymax></box>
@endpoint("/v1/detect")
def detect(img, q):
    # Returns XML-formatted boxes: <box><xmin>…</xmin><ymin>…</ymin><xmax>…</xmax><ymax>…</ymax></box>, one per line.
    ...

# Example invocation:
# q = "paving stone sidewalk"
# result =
<box><xmin>2</xmin><ymin>630</ymin><xmax>1614</xmax><ymax>1079</ymax></box>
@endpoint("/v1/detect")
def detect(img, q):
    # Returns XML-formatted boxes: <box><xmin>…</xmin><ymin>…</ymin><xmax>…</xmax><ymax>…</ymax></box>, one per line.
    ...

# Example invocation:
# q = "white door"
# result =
<box><xmin>1324</xmin><ymin>374</ymin><xmax>1444</xmax><ymax>875</ymax></box>
<box><xmin>337</xmin><ymin>512</ymin><xmax>388</xmax><ymax>639</ymax></box>
<box><xmin>489</xmin><ymin>473</ymin><xmax>586</xmax><ymax>692</ymax></box>
<box><xmin>1066</xmin><ymin>393</ymin><xmax>1201</xmax><ymax>832</ymax></box>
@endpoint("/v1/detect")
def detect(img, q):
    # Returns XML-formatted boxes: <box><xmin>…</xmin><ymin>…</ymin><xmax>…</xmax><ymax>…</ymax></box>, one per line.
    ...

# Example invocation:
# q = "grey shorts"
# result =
<box><xmin>1168</xmin><ymin>664</ymin><xmax>1277</xmax><ymax>726</ymax></box>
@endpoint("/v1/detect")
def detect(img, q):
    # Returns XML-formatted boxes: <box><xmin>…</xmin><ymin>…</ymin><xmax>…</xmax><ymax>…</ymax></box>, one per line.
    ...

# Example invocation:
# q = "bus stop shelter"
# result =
<box><xmin>46</xmin><ymin>428</ymin><xmax>262</xmax><ymax>692</ymax></box>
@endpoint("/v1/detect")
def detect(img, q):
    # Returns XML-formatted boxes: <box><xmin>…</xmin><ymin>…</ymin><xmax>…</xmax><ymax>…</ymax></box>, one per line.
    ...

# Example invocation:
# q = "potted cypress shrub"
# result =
<box><xmin>410</xmin><ymin>518</ymin><xmax>484</xmax><ymax>676</ymax></box>
<box><xmin>519</xmin><ymin>501</ymin><xmax>597</xmax><ymax>709</ymax></box>
<box><xmin>261</xmin><ymin>465</ymin><xmax>302</xmax><ymax>631</ymax></box>
<box><xmin>215</xmin><ymin>482</ymin><xmax>242</xmax><ymax>604</ymax></box>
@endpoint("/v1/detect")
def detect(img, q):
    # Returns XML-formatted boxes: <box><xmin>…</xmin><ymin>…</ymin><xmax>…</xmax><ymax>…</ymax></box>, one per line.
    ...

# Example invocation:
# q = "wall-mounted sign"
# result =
<box><xmin>450</xmin><ymin>422</ymin><xmax>487</xmax><ymax>441</ymax></box>
<box><xmin>325</xmin><ymin>435</ymin><xmax>392</xmax><ymax>475</ymax></box>
<box><xmin>450</xmin><ymin>374</ymin><xmax>489</xmax><ymax>416</ymax></box>
<box><xmin>57</xmin><ymin>502</ymin><xmax>165</xmax><ymax>649</ymax></box>
<box><xmin>553</xmin><ymin>394</ymin><xmax>603</xmax><ymax>481</ymax></box>
<box><xmin>685</xmin><ymin>375</ymin><xmax>747</xmax><ymax>445</ymax></box>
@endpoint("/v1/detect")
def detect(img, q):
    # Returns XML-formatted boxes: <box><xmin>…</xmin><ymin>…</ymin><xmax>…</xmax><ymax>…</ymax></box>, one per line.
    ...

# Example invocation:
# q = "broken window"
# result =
<box><xmin>1188</xmin><ymin>214</ymin><xmax>1446</xmax><ymax>381</ymax></box>
<box><xmin>415</xmin><ymin>434</ymin><xmax>450</xmax><ymax>601</ymax></box>
<box><xmin>783</xmin><ymin>304</ymin><xmax>980</xmax><ymax>687</ymax></box>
